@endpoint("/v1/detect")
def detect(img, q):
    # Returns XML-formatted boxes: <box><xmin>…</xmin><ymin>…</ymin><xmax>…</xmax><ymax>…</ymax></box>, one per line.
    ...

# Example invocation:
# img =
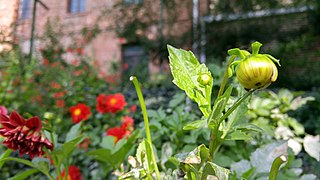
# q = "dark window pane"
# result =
<box><xmin>68</xmin><ymin>0</ymin><xmax>86</xmax><ymax>14</ymax></box>
<box><xmin>20</xmin><ymin>0</ymin><xmax>31</xmax><ymax>19</ymax></box>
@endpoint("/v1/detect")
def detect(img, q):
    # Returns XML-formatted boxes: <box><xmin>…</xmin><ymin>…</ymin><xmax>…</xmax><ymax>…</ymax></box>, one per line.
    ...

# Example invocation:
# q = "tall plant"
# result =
<box><xmin>121</xmin><ymin>41</ymin><xmax>284</xmax><ymax>179</ymax></box>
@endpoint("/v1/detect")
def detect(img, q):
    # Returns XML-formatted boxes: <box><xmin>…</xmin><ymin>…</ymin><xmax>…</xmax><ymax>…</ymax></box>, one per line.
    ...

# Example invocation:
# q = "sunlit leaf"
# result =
<box><xmin>250</xmin><ymin>141</ymin><xmax>288</xmax><ymax>173</ymax></box>
<box><xmin>168</xmin><ymin>45</ymin><xmax>213</xmax><ymax>117</ymax></box>
<box><xmin>183</xmin><ymin>119</ymin><xmax>207</xmax><ymax>130</ymax></box>
<box><xmin>202</xmin><ymin>162</ymin><xmax>230</xmax><ymax>180</ymax></box>
<box><xmin>303</xmin><ymin>135</ymin><xmax>320</xmax><ymax>161</ymax></box>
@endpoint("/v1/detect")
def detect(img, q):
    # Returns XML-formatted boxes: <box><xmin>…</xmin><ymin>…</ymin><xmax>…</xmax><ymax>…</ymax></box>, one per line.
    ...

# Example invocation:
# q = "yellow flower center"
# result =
<box><xmin>73</xmin><ymin>109</ymin><xmax>81</xmax><ymax>116</ymax></box>
<box><xmin>110</xmin><ymin>98</ymin><xmax>117</xmax><ymax>105</ymax></box>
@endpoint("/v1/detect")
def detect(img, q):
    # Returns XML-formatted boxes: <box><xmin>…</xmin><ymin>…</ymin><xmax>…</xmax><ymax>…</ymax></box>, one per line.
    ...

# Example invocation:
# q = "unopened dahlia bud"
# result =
<box><xmin>197</xmin><ymin>74</ymin><xmax>212</xmax><ymax>86</ymax></box>
<box><xmin>236</xmin><ymin>54</ymin><xmax>278</xmax><ymax>90</ymax></box>
<box><xmin>232</xmin><ymin>42</ymin><xmax>280</xmax><ymax>90</ymax></box>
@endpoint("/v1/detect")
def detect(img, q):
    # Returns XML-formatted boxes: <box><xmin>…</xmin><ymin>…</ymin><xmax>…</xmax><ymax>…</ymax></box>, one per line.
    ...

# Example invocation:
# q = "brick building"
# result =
<box><xmin>0</xmin><ymin>0</ymin><xmax>19</xmax><ymax>51</ymax></box>
<box><xmin>0</xmin><ymin>0</ymin><xmax>209</xmax><ymax>77</ymax></box>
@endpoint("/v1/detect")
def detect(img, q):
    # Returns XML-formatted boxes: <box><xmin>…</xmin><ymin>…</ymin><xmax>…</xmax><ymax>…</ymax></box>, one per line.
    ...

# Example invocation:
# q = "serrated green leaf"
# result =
<box><xmin>168</xmin><ymin>45</ymin><xmax>212</xmax><ymax>117</ymax></box>
<box><xmin>65</xmin><ymin>122</ymin><xmax>82</xmax><ymax>142</ymax></box>
<box><xmin>9</xmin><ymin>169</ymin><xmax>39</xmax><ymax>180</ymax></box>
<box><xmin>183</xmin><ymin>119</ymin><xmax>207</xmax><ymax>130</ymax></box>
<box><xmin>202</xmin><ymin>162</ymin><xmax>230</xmax><ymax>180</ymax></box>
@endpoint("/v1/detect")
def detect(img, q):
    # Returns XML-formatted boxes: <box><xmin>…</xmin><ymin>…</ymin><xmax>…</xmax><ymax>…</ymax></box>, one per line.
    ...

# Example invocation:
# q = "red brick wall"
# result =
<box><xmin>7</xmin><ymin>0</ymin><xmax>209</xmax><ymax>76</ymax></box>
<box><xmin>0</xmin><ymin>0</ymin><xmax>19</xmax><ymax>51</ymax></box>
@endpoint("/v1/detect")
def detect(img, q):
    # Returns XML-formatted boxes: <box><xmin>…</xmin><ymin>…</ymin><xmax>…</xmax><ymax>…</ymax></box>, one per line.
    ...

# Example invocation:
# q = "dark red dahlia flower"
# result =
<box><xmin>0</xmin><ymin>112</ymin><xmax>54</xmax><ymax>159</ymax></box>
<box><xmin>61</xmin><ymin>165</ymin><xmax>82</xmax><ymax>180</ymax></box>
<box><xmin>70</xmin><ymin>103</ymin><xmax>91</xmax><ymax>123</ymax></box>
<box><xmin>96</xmin><ymin>93</ymin><xmax>127</xmax><ymax>114</ymax></box>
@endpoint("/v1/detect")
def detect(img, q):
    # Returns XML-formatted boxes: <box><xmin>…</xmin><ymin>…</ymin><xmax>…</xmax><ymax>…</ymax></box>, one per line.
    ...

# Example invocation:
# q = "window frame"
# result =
<box><xmin>19</xmin><ymin>0</ymin><xmax>31</xmax><ymax>20</ymax></box>
<box><xmin>67</xmin><ymin>0</ymin><xmax>86</xmax><ymax>14</ymax></box>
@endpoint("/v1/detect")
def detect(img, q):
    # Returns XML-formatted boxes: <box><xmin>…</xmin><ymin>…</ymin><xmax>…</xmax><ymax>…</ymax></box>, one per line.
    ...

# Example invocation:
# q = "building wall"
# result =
<box><xmin>0</xmin><ymin>0</ymin><xmax>19</xmax><ymax>52</ymax></box>
<box><xmin>4</xmin><ymin>0</ymin><xmax>209</xmax><ymax>77</ymax></box>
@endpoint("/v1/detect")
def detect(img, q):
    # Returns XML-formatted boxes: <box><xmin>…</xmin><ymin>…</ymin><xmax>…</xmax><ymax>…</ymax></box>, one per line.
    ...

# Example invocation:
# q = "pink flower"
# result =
<box><xmin>0</xmin><ymin>106</ymin><xmax>8</xmax><ymax>115</ymax></box>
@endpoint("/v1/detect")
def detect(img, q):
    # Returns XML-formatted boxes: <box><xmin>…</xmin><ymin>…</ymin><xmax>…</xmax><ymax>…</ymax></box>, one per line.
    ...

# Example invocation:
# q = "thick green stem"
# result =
<box><xmin>218</xmin><ymin>89</ymin><xmax>255</xmax><ymax>124</ymax></box>
<box><xmin>130</xmin><ymin>76</ymin><xmax>161</xmax><ymax>180</ymax></box>
<box><xmin>209</xmin><ymin>55</ymin><xmax>236</xmax><ymax>160</ymax></box>
<box><xmin>208</xmin><ymin>89</ymin><xmax>255</xmax><ymax>160</ymax></box>
<box><xmin>269</xmin><ymin>155</ymin><xmax>287</xmax><ymax>180</ymax></box>
<box><xmin>217</xmin><ymin>55</ymin><xmax>236</xmax><ymax>97</ymax></box>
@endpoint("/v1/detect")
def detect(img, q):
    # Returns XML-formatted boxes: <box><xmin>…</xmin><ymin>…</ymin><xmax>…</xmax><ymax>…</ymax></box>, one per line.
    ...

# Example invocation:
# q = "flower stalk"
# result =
<box><xmin>208</xmin><ymin>55</ymin><xmax>256</xmax><ymax>160</ymax></box>
<box><xmin>269</xmin><ymin>155</ymin><xmax>288</xmax><ymax>180</ymax></box>
<box><xmin>130</xmin><ymin>76</ymin><xmax>160</xmax><ymax>180</ymax></box>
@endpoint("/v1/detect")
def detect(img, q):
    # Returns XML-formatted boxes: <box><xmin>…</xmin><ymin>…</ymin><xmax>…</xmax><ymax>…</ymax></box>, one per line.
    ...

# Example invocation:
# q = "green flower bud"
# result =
<box><xmin>236</xmin><ymin>54</ymin><xmax>278</xmax><ymax>90</ymax></box>
<box><xmin>197</xmin><ymin>74</ymin><xmax>212</xmax><ymax>86</ymax></box>
<box><xmin>43</xmin><ymin>112</ymin><xmax>54</xmax><ymax>120</ymax></box>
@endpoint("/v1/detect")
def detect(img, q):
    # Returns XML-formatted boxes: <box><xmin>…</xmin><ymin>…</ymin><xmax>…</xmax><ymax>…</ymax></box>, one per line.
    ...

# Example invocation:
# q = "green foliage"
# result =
<box><xmin>168</xmin><ymin>45</ymin><xmax>213</xmax><ymax>117</ymax></box>
<box><xmin>87</xmin><ymin>130</ymin><xmax>139</xmax><ymax>176</ymax></box>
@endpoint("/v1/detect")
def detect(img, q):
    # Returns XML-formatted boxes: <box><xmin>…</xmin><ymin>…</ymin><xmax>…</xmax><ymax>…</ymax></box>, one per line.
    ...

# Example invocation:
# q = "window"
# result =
<box><xmin>123</xmin><ymin>0</ymin><xmax>143</xmax><ymax>5</ymax></box>
<box><xmin>122</xmin><ymin>44</ymin><xmax>148</xmax><ymax>81</ymax></box>
<box><xmin>19</xmin><ymin>0</ymin><xmax>31</xmax><ymax>19</ymax></box>
<box><xmin>68</xmin><ymin>0</ymin><xmax>86</xmax><ymax>14</ymax></box>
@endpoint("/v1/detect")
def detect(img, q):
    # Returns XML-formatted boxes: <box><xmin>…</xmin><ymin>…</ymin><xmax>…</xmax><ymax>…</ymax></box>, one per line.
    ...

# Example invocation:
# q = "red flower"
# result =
<box><xmin>121</xmin><ymin>116</ymin><xmax>134</xmax><ymax>130</ymax></box>
<box><xmin>0</xmin><ymin>112</ymin><xmax>54</xmax><ymax>159</ymax></box>
<box><xmin>77</xmin><ymin>137</ymin><xmax>91</xmax><ymax>150</ymax></box>
<box><xmin>70</xmin><ymin>103</ymin><xmax>91</xmax><ymax>123</ymax></box>
<box><xmin>53</xmin><ymin>91</ymin><xmax>66</xmax><ymax>99</ymax></box>
<box><xmin>51</xmin><ymin>82</ymin><xmax>61</xmax><ymax>90</ymax></box>
<box><xmin>106</xmin><ymin>127</ymin><xmax>127</xmax><ymax>143</ymax></box>
<box><xmin>129</xmin><ymin>105</ymin><xmax>137</xmax><ymax>113</ymax></box>
<box><xmin>60</xmin><ymin>165</ymin><xmax>82</xmax><ymax>180</ymax></box>
<box><xmin>96</xmin><ymin>93</ymin><xmax>127</xmax><ymax>114</ymax></box>
<box><xmin>56</xmin><ymin>100</ymin><xmax>65</xmax><ymax>108</ymax></box>
<box><xmin>106</xmin><ymin>116</ymin><xmax>134</xmax><ymax>143</ymax></box>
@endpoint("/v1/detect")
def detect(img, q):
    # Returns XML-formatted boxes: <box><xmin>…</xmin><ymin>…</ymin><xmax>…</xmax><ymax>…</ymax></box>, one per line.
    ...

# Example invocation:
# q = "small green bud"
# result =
<box><xmin>43</xmin><ymin>112</ymin><xmax>54</xmax><ymax>120</ymax></box>
<box><xmin>197</xmin><ymin>74</ymin><xmax>212</xmax><ymax>86</ymax></box>
<box><xmin>236</xmin><ymin>54</ymin><xmax>278</xmax><ymax>90</ymax></box>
